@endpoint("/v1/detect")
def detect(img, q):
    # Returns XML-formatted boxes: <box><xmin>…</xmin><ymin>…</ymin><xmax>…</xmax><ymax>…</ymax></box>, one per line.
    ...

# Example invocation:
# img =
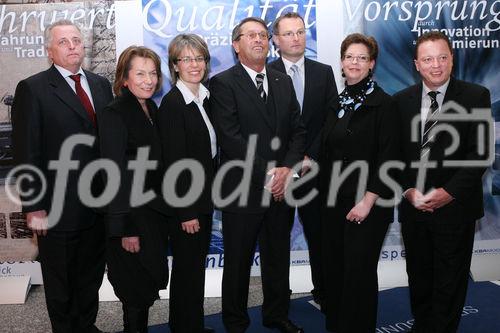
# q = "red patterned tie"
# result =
<box><xmin>69</xmin><ymin>74</ymin><xmax>96</xmax><ymax>126</ymax></box>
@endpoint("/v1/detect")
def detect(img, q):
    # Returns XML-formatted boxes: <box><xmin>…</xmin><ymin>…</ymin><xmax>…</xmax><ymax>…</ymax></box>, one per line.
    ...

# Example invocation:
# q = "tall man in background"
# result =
<box><xmin>270</xmin><ymin>12</ymin><xmax>338</xmax><ymax>306</ymax></box>
<box><xmin>394</xmin><ymin>31</ymin><xmax>491</xmax><ymax>333</ymax></box>
<box><xmin>12</xmin><ymin>20</ymin><xmax>113</xmax><ymax>333</ymax></box>
<box><xmin>210</xmin><ymin>17</ymin><xmax>306</xmax><ymax>333</ymax></box>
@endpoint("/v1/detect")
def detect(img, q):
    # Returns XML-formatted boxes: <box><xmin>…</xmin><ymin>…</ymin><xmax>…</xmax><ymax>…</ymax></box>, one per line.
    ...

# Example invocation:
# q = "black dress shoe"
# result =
<box><xmin>203</xmin><ymin>327</ymin><xmax>215</xmax><ymax>333</ymax></box>
<box><xmin>264</xmin><ymin>319</ymin><xmax>304</xmax><ymax>333</ymax></box>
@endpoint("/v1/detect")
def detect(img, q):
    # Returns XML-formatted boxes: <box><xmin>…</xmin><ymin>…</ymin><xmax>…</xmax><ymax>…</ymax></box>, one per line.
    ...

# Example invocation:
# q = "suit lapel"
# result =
<box><xmin>407</xmin><ymin>84</ymin><xmax>423</xmax><ymax>160</ymax></box>
<box><xmin>302</xmin><ymin>58</ymin><xmax>314</xmax><ymax>125</ymax></box>
<box><xmin>48</xmin><ymin>65</ymin><xmax>94</xmax><ymax>125</ymax></box>
<box><xmin>123</xmin><ymin>89</ymin><xmax>160</xmax><ymax>147</ymax></box>
<box><xmin>85</xmin><ymin>70</ymin><xmax>105</xmax><ymax>116</ymax></box>
<box><xmin>442</xmin><ymin>77</ymin><xmax>460</xmax><ymax>104</ymax></box>
<box><xmin>433</xmin><ymin>77</ymin><xmax>461</xmax><ymax>150</ymax></box>
<box><xmin>274</xmin><ymin>58</ymin><xmax>286</xmax><ymax>73</ymax></box>
<box><xmin>234</xmin><ymin>63</ymin><xmax>274</xmax><ymax>131</ymax></box>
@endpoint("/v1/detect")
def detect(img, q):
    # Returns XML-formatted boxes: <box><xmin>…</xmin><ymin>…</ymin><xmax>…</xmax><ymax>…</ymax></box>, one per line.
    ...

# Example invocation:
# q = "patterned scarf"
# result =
<box><xmin>337</xmin><ymin>78</ymin><xmax>376</xmax><ymax>118</ymax></box>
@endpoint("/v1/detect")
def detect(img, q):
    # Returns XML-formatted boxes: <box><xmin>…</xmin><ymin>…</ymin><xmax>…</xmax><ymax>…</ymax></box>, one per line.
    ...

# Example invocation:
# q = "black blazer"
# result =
<box><xmin>319</xmin><ymin>84</ymin><xmax>399</xmax><ymax>221</ymax></box>
<box><xmin>12</xmin><ymin>65</ymin><xmax>113</xmax><ymax>231</ymax></box>
<box><xmin>99</xmin><ymin>88</ymin><xmax>170</xmax><ymax>237</ymax></box>
<box><xmin>268</xmin><ymin>57</ymin><xmax>338</xmax><ymax>160</ymax></box>
<box><xmin>394</xmin><ymin>77</ymin><xmax>491</xmax><ymax>222</ymax></box>
<box><xmin>157</xmin><ymin>85</ymin><xmax>215</xmax><ymax>223</ymax></box>
<box><xmin>210</xmin><ymin>62</ymin><xmax>306</xmax><ymax>213</ymax></box>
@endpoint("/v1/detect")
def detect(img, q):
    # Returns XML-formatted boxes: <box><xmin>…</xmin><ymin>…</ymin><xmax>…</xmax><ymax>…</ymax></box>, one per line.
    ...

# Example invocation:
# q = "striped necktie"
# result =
<box><xmin>421</xmin><ymin>90</ymin><xmax>440</xmax><ymax>156</ymax></box>
<box><xmin>255</xmin><ymin>73</ymin><xmax>267</xmax><ymax>102</ymax></box>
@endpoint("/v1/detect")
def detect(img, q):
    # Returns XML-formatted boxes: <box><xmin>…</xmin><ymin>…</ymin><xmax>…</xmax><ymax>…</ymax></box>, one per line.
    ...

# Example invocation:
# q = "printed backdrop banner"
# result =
<box><xmin>1</xmin><ymin>0</ymin><xmax>499</xmax><ymax>283</ymax></box>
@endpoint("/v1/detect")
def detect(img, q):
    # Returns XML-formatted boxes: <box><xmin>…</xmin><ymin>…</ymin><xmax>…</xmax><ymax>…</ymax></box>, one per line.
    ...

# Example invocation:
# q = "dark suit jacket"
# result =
<box><xmin>268</xmin><ymin>57</ymin><xmax>338</xmax><ymax>160</ymax></box>
<box><xmin>210</xmin><ymin>62</ymin><xmax>306</xmax><ymax>213</ymax></box>
<box><xmin>12</xmin><ymin>65</ymin><xmax>113</xmax><ymax>231</ymax></box>
<box><xmin>98</xmin><ymin>88</ymin><xmax>171</xmax><ymax>237</ymax></box>
<box><xmin>157</xmin><ymin>85</ymin><xmax>215</xmax><ymax>223</ymax></box>
<box><xmin>319</xmin><ymin>84</ymin><xmax>399</xmax><ymax>221</ymax></box>
<box><xmin>394</xmin><ymin>77</ymin><xmax>491</xmax><ymax>222</ymax></box>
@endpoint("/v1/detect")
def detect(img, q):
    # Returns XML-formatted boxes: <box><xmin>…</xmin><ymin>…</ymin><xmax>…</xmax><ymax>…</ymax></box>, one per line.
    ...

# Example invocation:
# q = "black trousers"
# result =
<box><xmin>37</xmin><ymin>219</ymin><xmax>106</xmax><ymax>333</ymax></box>
<box><xmin>221</xmin><ymin>201</ymin><xmax>295</xmax><ymax>333</ymax></box>
<box><xmin>106</xmin><ymin>207</ymin><xmax>169</xmax><ymax>309</ymax></box>
<box><xmin>401</xmin><ymin>206</ymin><xmax>475</xmax><ymax>333</ymax></box>
<box><xmin>295</xmin><ymin>176</ymin><xmax>323</xmax><ymax>300</ymax></box>
<box><xmin>322</xmin><ymin>198</ymin><xmax>389</xmax><ymax>333</ymax></box>
<box><xmin>168</xmin><ymin>214</ymin><xmax>212</xmax><ymax>333</ymax></box>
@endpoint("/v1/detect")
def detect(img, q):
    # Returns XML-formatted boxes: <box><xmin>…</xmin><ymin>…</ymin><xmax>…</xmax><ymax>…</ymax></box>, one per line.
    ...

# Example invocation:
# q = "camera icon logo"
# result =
<box><xmin>410</xmin><ymin>100</ymin><xmax>494</xmax><ymax>168</ymax></box>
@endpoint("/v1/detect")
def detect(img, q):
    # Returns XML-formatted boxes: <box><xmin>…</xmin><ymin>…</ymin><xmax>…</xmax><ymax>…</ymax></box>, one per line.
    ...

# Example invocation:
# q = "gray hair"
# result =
<box><xmin>44</xmin><ymin>20</ymin><xmax>82</xmax><ymax>48</ymax></box>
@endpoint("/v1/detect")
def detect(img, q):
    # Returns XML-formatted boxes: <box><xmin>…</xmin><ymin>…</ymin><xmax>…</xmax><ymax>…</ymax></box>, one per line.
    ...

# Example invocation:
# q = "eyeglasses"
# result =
<box><xmin>278</xmin><ymin>29</ymin><xmax>306</xmax><ymax>39</ymax></box>
<box><xmin>57</xmin><ymin>37</ymin><xmax>82</xmax><ymax>48</ymax></box>
<box><xmin>237</xmin><ymin>31</ymin><xmax>270</xmax><ymax>40</ymax></box>
<box><xmin>343</xmin><ymin>54</ymin><xmax>370</xmax><ymax>63</ymax></box>
<box><xmin>176</xmin><ymin>56</ymin><xmax>206</xmax><ymax>64</ymax></box>
<box><xmin>419</xmin><ymin>55</ymin><xmax>450</xmax><ymax>65</ymax></box>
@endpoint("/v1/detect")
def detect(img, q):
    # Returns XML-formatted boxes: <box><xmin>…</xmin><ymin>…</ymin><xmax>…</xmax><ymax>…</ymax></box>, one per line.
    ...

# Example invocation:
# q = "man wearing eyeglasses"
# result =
<box><xmin>269</xmin><ymin>12</ymin><xmax>338</xmax><ymax>308</ymax></box>
<box><xmin>394</xmin><ymin>31</ymin><xmax>491</xmax><ymax>333</ymax></box>
<box><xmin>210</xmin><ymin>16</ymin><xmax>306</xmax><ymax>333</ymax></box>
<box><xmin>11</xmin><ymin>20</ymin><xmax>112</xmax><ymax>333</ymax></box>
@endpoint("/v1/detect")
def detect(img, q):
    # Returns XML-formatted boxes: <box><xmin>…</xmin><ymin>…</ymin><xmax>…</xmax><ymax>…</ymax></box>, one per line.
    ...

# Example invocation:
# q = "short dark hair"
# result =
<box><xmin>340</xmin><ymin>33</ymin><xmax>379</xmax><ymax>62</ymax></box>
<box><xmin>231</xmin><ymin>17</ymin><xmax>268</xmax><ymax>42</ymax></box>
<box><xmin>168</xmin><ymin>34</ymin><xmax>211</xmax><ymax>84</ymax></box>
<box><xmin>114</xmin><ymin>46</ymin><xmax>162</xmax><ymax>96</ymax></box>
<box><xmin>272</xmin><ymin>12</ymin><xmax>305</xmax><ymax>35</ymax></box>
<box><xmin>414</xmin><ymin>31</ymin><xmax>453</xmax><ymax>59</ymax></box>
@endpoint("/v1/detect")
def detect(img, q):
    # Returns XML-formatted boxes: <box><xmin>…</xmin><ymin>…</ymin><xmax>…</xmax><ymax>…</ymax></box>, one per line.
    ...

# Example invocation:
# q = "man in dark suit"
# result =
<box><xmin>210</xmin><ymin>17</ymin><xmax>306</xmax><ymax>333</ymax></box>
<box><xmin>11</xmin><ymin>20</ymin><xmax>112</xmax><ymax>333</ymax></box>
<box><xmin>269</xmin><ymin>12</ymin><xmax>337</xmax><ymax>305</ymax></box>
<box><xmin>394</xmin><ymin>31</ymin><xmax>491</xmax><ymax>333</ymax></box>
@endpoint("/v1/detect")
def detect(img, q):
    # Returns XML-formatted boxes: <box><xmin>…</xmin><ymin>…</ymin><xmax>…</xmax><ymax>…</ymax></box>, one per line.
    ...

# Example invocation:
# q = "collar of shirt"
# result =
<box><xmin>419</xmin><ymin>78</ymin><xmax>450</xmax><ymax>138</ymax></box>
<box><xmin>176</xmin><ymin>79</ymin><xmax>209</xmax><ymax>105</ymax></box>
<box><xmin>241</xmin><ymin>63</ymin><xmax>268</xmax><ymax>90</ymax></box>
<box><xmin>54</xmin><ymin>64</ymin><xmax>86</xmax><ymax>80</ymax></box>
<box><xmin>421</xmin><ymin>78</ymin><xmax>450</xmax><ymax>105</ymax></box>
<box><xmin>282</xmin><ymin>56</ymin><xmax>305</xmax><ymax>75</ymax></box>
<box><xmin>54</xmin><ymin>64</ymin><xmax>95</xmax><ymax>108</ymax></box>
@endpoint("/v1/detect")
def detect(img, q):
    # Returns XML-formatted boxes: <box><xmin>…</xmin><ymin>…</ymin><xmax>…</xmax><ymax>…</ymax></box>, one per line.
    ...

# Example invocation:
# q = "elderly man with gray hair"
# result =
<box><xmin>12</xmin><ymin>20</ymin><xmax>112</xmax><ymax>333</ymax></box>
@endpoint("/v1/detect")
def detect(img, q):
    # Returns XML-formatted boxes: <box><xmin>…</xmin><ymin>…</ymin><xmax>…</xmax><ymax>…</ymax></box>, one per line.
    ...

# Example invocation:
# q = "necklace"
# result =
<box><xmin>337</xmin><ymin>78</ymin><xmax>375</xmax><ymax>118</ymax></box>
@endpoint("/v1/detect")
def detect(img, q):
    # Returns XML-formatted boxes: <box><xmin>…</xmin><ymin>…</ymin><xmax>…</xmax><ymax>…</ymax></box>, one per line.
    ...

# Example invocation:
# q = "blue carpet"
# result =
<box><xmin>144</xmin><ymin>280</ymin><xmax>500</xmax><ymax>332</ymax></box>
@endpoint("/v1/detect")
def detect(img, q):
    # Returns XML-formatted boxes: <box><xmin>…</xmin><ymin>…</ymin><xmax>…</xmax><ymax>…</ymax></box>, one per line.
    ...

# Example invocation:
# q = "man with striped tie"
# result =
<box><xmin>394</xmin><ymin>31</ymin><xmax>492</xmax><ymax>333</ymax></box>
<box><xmin>210</xmin><ymin>16</ymin><xmax>306</xmax><ymax>333</ymax></box>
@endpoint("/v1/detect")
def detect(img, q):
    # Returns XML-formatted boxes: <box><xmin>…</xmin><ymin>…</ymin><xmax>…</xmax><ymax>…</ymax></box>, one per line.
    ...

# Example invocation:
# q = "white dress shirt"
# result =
<box><xmin>420</xmin><ymin>79</ymin><xmax>450</xmax><ymax>138</ymax></box>
<box><xmin>54</xmin><ymin>64</ymin><xmax>95</xmax><ymax>110</ymax></box>
<box><xmin>241</xmin><ymin>63</ymin><xmax>268</xmax><ymax>96</ymax></box>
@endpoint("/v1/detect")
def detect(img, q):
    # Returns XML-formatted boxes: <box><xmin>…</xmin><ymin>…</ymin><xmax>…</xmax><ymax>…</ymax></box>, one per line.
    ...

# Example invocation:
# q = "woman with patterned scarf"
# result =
<box><xmin>319</xmin><ymin>33</ymin><xmax>400</xmax><ymax>333</ymax></box>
